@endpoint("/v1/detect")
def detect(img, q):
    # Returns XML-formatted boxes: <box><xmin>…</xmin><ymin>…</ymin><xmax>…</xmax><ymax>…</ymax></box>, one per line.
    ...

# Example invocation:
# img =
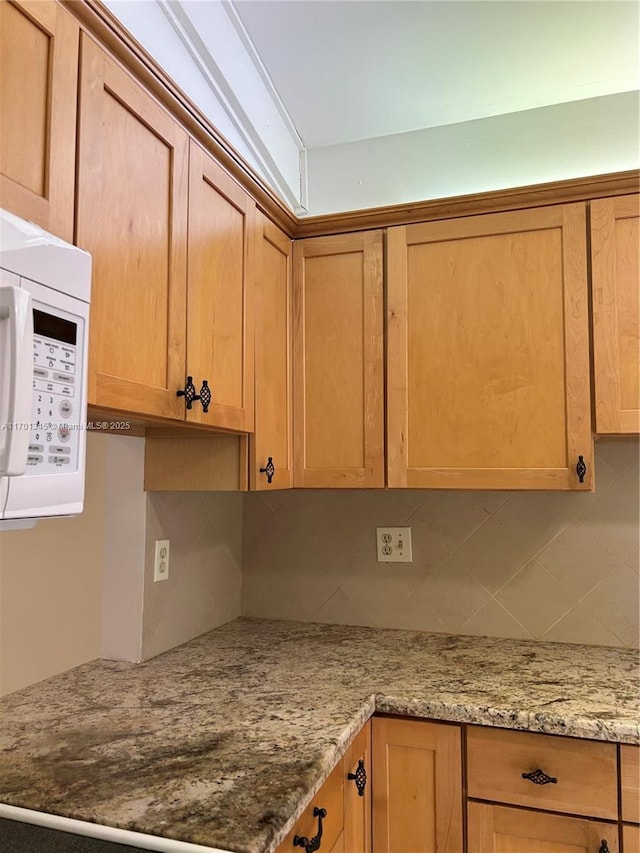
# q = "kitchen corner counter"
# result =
<box><xmin>1</xmin><ymin>618</ymin><xmax>638</xmax><ymax>853</ymax></box>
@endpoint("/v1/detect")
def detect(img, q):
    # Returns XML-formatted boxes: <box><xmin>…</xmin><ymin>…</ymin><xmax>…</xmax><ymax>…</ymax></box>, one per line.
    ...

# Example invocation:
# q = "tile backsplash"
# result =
<box><xmin>242</xmin><ymin>439</ymin><xmax>639</xmax><ymax>648</ymax></box>
<box><xmin>143</xmin><ymin>491</ymin><xmax>243</xmax><ymax>659</ymax></box>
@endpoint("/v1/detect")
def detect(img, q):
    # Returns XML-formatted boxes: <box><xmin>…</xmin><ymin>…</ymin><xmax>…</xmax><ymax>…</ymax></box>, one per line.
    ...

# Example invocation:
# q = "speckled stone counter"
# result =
<box><xmin>1</xmin><ymin>618</ymin><xmax>638</xmax><ymax>853</ymax></box>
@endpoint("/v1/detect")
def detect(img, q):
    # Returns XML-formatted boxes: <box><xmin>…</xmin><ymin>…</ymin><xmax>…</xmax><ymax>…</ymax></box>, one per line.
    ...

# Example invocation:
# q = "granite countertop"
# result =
<box><xmin>1</xmin><ymin>618</ymin><xmax>638</xmax><ymax>853</ymax></box>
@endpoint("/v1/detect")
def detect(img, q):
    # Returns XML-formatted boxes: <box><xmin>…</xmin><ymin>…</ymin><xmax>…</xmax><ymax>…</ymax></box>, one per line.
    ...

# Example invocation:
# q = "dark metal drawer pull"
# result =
<box><xmin>522</xmin><ymin>769</ymin><xmax>558</xmax><ymax>785</ymax></box>
<box><xmin>348</xmin><ymin>759</ymin><xmax>367</xmax><ymax>796</ymax></box>
<box><xmin>598</xmin><ymin>841</ymin><xmax>610</xmax><ymax>853</ymax></box>
<box><xmin>293</xmin><ymin>807</ymin><xmax>326</xmax><ymax>852</ymax></box>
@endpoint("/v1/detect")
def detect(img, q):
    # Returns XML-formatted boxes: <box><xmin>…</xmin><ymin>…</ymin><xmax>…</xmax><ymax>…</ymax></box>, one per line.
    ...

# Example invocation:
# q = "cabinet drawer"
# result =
<box><xmin>468</xmin><ymin>802</ymin><xmax>618</xmax><ymax>852</ymax></box>
<box><xmin>277</xmin><ymin>761</ymin><xmax>344</xmax><ymax>853</ymax></box>
<box><xmin>467</xmin><ymin>726</ymin><xmax>618</xmax><ymax>820</ymax></box>
<box><xmin>621</xmin><ymin>745</ymin><xmax>640</xmax><ymax>824</ymax></box>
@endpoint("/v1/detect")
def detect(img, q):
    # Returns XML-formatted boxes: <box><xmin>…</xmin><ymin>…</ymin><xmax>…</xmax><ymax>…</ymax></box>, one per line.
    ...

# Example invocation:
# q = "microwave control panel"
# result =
<box><xmin>26</xmin><ymin>304</ymin><xmax>83</xmax><ymax>475</ymax></box>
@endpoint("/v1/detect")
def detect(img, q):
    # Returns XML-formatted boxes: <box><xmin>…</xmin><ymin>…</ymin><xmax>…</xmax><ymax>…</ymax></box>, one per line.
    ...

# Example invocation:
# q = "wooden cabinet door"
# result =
<box><xmin>623</xmin><ymin>825</ymin><xmax>640</xmax><ymax>853</ymax></box>
<box><xmin>344</xmin><ymin>720</ymin><xmax>372</xmax><ymax>853</ymax></box>
<box><xmin>251</xmin><ymin>215</ymin><xmax>292</xmax><ymax>489</ymax></box>
<box><xmin>0</xmin><ymin>0</ymin><xmax>78</xmax><ymax>240</ymax></box>
<box><xmin>591</xmin><ymin>194</ymin><xmax>640</xmax><ymax>434</ymax></box>
<box><xmin>186</xmin><ymin>140</ymin><xmax>255</xmax><ymax>432</ymax></box>
<box><xmin>293</xmin><ymin>231</ymin><xmax>384</xmax><ymax>487</ymax></box>
<box><xmin>276</xmin><ymin>761</ymin><xmax>344</xmax><ymax>853</ymax></box>
<box><xmin>387</xmin><ymin>204</ymin><xmax>593</xmax><ymax>490</ymax></box>
<box><xmin>76</xmin><ymin>35</ymin><xmax>188</xmax><ymax>420</ymax></box>
<box><xmin>621</xmin><ymin>745</ymin><xmax>640</xmax><ymax>824</ymax></box>
<box><xmin>372</xmin><ymin>717</ymin><xmax>463</xmax><ymax>853</ymax></box>
<box><xmin>468</xmin><ymin>802</ymin><xmax>618</xmax><ymax>852</ymax></box>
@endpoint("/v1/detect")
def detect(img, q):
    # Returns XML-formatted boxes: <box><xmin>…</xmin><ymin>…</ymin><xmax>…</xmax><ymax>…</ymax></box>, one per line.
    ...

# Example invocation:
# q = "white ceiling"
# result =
<box><xmin>231</xmin><ymin>0</ymin><xmax>640</xmax><ymax>148</ymax></box>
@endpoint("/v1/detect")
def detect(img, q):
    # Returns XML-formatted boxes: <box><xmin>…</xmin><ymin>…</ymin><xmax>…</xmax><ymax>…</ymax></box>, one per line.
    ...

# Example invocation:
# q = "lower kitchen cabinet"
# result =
<box><xmin>466</xmin><ymin>725</ymin><xmax>618</xmax><ymax>821</ymax></box>
<box><xmin>372</xmin><ymin>717</ymin><xmax>463</xmax><ymax>853</ymax></box>
<box><xmin>277</xmin><ymin>760</ymin><xmax>344</xmax><ymax>853</ymax></box>
<box><xmin>344</xmin><ymin>720</ymin><xmax>372</xmax><ymax>853</ymax></box>
<box><xmin>467</xmin><ymin>802</ymin><xmax>619</xmax><ymax>852</ymax></box>
<box><xmin>624</xmin><ymin>825</ymin><xmax>640</xmax><ymax>853</ymax></box>
<box><xmin>621</xmin><ymin>745</ymin><xmax>640</xmax><ymax>824</ymax></box>
<box><xmin>278</xmin><ymin>721</ymin><xmax>372</xmax><ymax>853</ymax></box>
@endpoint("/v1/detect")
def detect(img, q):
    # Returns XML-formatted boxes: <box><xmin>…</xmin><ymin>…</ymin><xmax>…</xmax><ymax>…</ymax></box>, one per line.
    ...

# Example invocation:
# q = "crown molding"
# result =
<box><xmin>158</xmin><ymin>0</ymin><xmax>305</xmax><ymax>213</ymax></box>
<box><xmin>62</xmin><ymin>2</ymin><xmax>640</xmax><ymax>240</ymax></box>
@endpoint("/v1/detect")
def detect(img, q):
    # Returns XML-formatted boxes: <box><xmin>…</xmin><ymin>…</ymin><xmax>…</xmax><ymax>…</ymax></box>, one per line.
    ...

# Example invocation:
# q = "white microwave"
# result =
<box><xmin>0</xmin><ymin>209</ymin><xmax>91</xmax><ymax>530</ymax></box>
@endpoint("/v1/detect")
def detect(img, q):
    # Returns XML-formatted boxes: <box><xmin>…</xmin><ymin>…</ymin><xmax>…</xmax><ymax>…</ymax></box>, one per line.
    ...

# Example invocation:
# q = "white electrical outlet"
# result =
<box><xmin>376</xmin><ymin>527</ymin><xmax>412</xmax><ymax>562</ymax></box>
<box><xmin>154</xmin><ymin>539</ymin><xmax>170</xmax><ymax>582</ymax></box>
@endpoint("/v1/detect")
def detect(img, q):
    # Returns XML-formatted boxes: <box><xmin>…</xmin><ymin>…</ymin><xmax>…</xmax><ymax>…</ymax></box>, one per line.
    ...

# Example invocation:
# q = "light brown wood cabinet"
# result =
<box><xmin>372</xmin><ymin>717</ymin><xmax>463</xmax><ymax>853</ymax></box>
<box><xmin>466</xmin><ymin>726</ymin><xmax>618</xmax><ymax>820</ymax></box>
<box><xmin>468</xmin><ymin>802</ymin><xmax>619</xmax><ymax>852</ymax></box>
<box><xmin>77</xmin><ymin>40</ymin><xmax>254</xmax><ymax>433</ymax></box>
<box><xmin>387</xmin><ymin>204</ymin><xmax>593</xmax><ymax>490</ymax></box>
<box><xmin>292</xmin><ymin>231</ymin><xmax>384</xmax><ymax>488</ymax></box>
<box><xmin>467</xmin><ymin>726</ymin><xmax>623</xmax><ymax>853</ymax></box>
<box><xmin>277</xmin><ymin>721</ymin><xmax>371</xmax><ymax>853</ymax></box>
<box><xmin>591</xmin><ymin>194</ymin><xmax>640</xmax><ymax>434</ymax></box>
<box><xmin>343</xmin><ymin>720</ymin><xmax>372</xmax><ymax>853</ymax></box>
<box><xmin>621</xmin><ymin>745</ymin><xmax>640</xmax><ymax>825</ymax></box>
<box><xmin>76</xmin><ymin>34</ymin><xmax>189</xmax><ymax>422</ymax></box>
<box><xmin>624</xmin><ymin>825</ymin><xmax>640</xmax><ymax>853</ymax></box>
<box><xmin>251</xmin><ymin>214</ymin><xmax>293</xmax><ymax>490</ymax></box>
<box><xmin>186</xmin><ymin>140</ymin><xmax>255</xmax><ymax>433</ymax></box>
<box><xmin>0</xmin><ymin>0</ymin><xmax>79</xmax><ymax>241</ymax></box>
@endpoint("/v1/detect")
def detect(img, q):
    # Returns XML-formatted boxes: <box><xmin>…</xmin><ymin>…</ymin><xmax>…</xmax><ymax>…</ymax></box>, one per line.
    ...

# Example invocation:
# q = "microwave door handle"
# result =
<box><xmin>0</xmin><ymin>285</ymin><xmax>32</xmax><ymax>476</ymax></box>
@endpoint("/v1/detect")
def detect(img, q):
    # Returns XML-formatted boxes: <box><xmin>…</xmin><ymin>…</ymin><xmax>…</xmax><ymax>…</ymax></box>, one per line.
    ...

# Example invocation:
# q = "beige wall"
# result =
<box><xmin>0</xmin><ymin>433</ymin><xmax>107</xmax><ymax>696</ymax></box>
<box><xmin>142</xmin><ymin>491</ymin><xmax>243</xmax><ymax>660</ymax></box>
<box><xmin>243</xmin><ymin>439</ymin><xmax>640</xmax><ymax>648</ymax></box>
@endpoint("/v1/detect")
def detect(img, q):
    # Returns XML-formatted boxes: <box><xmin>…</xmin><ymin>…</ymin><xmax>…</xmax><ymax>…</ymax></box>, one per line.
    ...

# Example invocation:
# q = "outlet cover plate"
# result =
<box><xmin>154</xmin><ymin>539</ymin><xmax>170</xmax><ymax>582</ymax></box>
<box><xmin>376</xmin><ymin>527</ymin><xmax>412</xmax><ymax>562</ymax></box>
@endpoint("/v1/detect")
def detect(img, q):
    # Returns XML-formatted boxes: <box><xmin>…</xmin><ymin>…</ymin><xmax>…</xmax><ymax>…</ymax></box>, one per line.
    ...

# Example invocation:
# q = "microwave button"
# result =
<box><xmin>48</xmin><ymin>456</ymin><xmax>70</xmax><ymax>466</ymax></box>
<box><xmin>57</xmin><ymin>426</ymin><xmax>71</xmax><ymax>443</ymax></box>
<box><xmin>27</xmin><ymin>455</ymin><xmax>43</xmax><ymax>465</ymax></box>
<box><xmin>59</xmin><ymin>400</ymin><xmax>72</xmax><ymax>418</ymax></box>
<box><xmin>53</xmin><ymin>372</ymin><xmax>74</xmax><ymax>384</ymax></box>
<box><xmin>49</xmin><ymin>446</ymin><xmax>70</xmax><ymax>455</ymax></box>
<box><xmin>28</xmin><ymin>444</ymin><xmax>44</xmax><ymax>453</ymax></box>
<box><xmin>33</xmin><ymin>367</ymin><xmax>48</xmax><ymax>379</ymax></box>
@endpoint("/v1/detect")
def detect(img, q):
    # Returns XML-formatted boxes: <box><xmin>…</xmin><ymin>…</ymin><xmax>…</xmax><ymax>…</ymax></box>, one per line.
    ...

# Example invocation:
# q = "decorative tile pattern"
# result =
<box><xmin>243</xmin><ymin>439</ymin><xmax>640</xmax><ymax>648</ymax></box>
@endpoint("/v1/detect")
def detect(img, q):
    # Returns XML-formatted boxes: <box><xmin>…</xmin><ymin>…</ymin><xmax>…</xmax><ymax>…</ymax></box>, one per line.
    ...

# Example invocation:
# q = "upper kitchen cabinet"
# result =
<box><xmin>186</xmin><ymin>141</ymin><xmax>255</xmax><ymax>432</ymax></box>
<box><xmin>0</xmin><ymin>0</ymin><xmax>78</xmax><ymax>241</ymax></box>
<box><xmin>591</xmin><ymin>194</ymin><xmax>640</xmax><ymax>434</ymax></box>
<box><xmin>293</xmin><ymin>231</ymin><xmax>384</xmax><ymax>487</ymax></box>
<box><xmin>387</xmin><ymin>204</ymin><xmax>593</xmax><ymax>490</ymax></box>
<box><xmin>250</xmin><ymin>214</ymin><xmax>293</xmax><ymax>489</ymax></box>
<box><xmin>76</xmin><ymin>35</ymin><xmax>188</xmax><ymax>421</ymax></box>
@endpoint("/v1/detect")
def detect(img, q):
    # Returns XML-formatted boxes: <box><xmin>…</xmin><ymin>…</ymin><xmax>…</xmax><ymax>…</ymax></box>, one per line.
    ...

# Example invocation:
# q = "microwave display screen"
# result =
<box><xmin>33</xmin><ymin>309</ymin><xmax>77</xmax><ymax>346</ymax></box>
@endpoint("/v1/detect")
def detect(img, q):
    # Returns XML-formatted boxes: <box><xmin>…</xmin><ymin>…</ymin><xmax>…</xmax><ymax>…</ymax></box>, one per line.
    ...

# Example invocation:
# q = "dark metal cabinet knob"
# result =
<box><xmin>199</xmin><ymin>380</ymin><xmax>212</xmax><ymax>413</ymax></box>
<box><xmin>576</xmin><ymin>455</ymin><xmax>587</xmax><ymax>483</ymax></box>
<box><xmin>348</xmin><ymin>759</ymin><xmax>367</xmax><ymax>796</ymax></box>
<box><xmin>293</xmin><ymin>807</ymin><xmax>326</xmax><ymax>852</ymax></box>
<box><xmin>521</xmin><ymin>769</ymin><xmax>558</xmax><ymax>785</ymax></box>
<box><xmin>260</xmin><ymin>457</ymin><xmax>275</xmax><ymax>484</ymax></box>
<box><xmin>598</xmin><ymin>841</ymin><xmax>610</xmax><ymax>853</ymax></box>
<box><xmin>177</xmin><ymin>376</ymin><xmax>200</xmax><ymax>410</ymax></box>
